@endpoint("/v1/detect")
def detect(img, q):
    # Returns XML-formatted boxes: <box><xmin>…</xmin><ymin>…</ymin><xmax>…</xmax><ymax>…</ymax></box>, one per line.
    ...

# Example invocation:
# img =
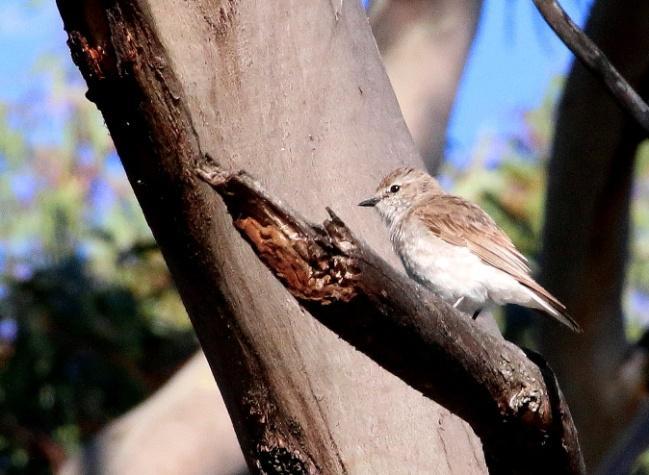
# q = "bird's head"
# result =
<box><xmin>358</xmin><ymin>167</ymin><xmax>442</xmax><ymax>224</ymax></box>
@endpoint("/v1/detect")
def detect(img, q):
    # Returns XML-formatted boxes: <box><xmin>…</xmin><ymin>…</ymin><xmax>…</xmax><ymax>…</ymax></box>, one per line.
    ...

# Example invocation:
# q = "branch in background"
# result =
<box><xmin>595</xmin><ymin>334</ymin><xmax>649</xmax><ymax>475</ymax></box>
<box><xmin>595</xmin><ymin>402</ymin><xmax>649</xmax><ymax>475</ymax></box>
<box><xmin>532</xmin><ymin>0</ymin><xmax>649</xmax><ymax>134</ymax></box>
<box><xmin>197</xmin><ymin>161</ymin><xmax>585</xmax><ymax>475</ymax></box>
<box><xmin>537</xmin><ymin>0</ymin><xmax>649</xmax><ymax>466</ymax></box>
<box><xmin>60</xmin><ymin>353</ymin><xmax>249</xmax><ymax>475</ymax></box>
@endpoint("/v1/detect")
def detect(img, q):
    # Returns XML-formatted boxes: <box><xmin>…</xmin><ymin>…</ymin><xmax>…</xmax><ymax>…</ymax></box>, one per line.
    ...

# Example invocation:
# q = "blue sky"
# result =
<box><xmin>448</xmin><ymin>0</ymin><xmax>590</xmax><ymax>157</ymax></box>
<box><xmin>0</xmin><ymin>0</ymin><xmax>590</xmax><ymax>158</ymax></box>
<box><xmin>0</xmin><ymin>3</ymin><xmax>68</xmax><ymax>102</ymax></box>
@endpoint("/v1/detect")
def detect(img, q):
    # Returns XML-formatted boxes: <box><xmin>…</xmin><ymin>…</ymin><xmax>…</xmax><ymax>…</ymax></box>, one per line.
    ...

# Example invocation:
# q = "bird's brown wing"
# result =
<box><xmin>412</xmin><ymin>194</ymin><xmax>567</xmax><ymax>312</ymax></box>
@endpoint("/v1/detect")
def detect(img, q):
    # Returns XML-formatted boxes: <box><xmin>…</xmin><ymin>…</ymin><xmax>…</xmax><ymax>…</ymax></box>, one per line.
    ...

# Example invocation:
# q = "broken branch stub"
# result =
<box><xmin>196</xmin><ymin>161</ymin><xmax>585</xmax><ymax>474</ymax></box>
<box><xmin>196</xmin><ymin>166</ymin><xmax>360</xmax><ymax>303</ymax></box>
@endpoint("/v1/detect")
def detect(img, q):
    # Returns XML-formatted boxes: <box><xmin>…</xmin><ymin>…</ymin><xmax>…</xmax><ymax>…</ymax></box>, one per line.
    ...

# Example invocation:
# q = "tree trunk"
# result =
<box><xmin>539</xmin><ymin>0</ymin><xmax>649</xmax><ymax>467</ymax></box>
<box><xmin>56</xmin><ymin>1</ymin><xmax>486</xmax><ymax>473</ymax></box>
<box><xmin>370</xmin><ymin>0</ymin><xmax>483</xmax><ymax>173</ymax></box>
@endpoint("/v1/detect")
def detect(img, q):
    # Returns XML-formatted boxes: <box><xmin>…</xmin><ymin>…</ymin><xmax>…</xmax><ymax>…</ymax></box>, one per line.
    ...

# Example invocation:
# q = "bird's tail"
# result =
<box><xmin>527</xmin><ymin>289</ymin><xmax>582</xmax><ymax>333</ymax></box>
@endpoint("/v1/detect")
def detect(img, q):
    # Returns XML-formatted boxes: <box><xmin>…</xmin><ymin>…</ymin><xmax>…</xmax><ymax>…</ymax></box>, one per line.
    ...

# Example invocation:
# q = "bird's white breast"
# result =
<box><xmin>390</xmin><ymin>218</ymin><xmax>530</xmax><ymax>312</ymax></box>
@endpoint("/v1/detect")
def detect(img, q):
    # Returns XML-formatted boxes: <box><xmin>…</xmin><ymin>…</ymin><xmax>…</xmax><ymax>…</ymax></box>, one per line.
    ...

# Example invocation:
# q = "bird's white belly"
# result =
<box><xmin>392</xmin><ymin>223</ymin><xmax>527</xmax><ymax>312</ymax></box>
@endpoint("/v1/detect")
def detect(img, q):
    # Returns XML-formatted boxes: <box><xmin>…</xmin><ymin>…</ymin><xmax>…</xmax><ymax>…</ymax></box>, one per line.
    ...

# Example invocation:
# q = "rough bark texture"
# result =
<box><xmin>539</xmin><ymin>0</ymin><xmax>649</xmax><ymax>468</ymax></box>
<box><xmin>59</xmin><ymin>353</ymin><xmax>248</xmax><ymax>475</ymax></box>
<box><xmin>55</xmin><ymin>1</ymin><xmax>486</xmax><ymax>473</ymax></box>
<box><xmin>370</xmin><ymin>0</ymin><xmax>482</xmax><ymax>173</ymax></box>
<box><xmin>197</xmin><ymin>163</ymin><xmax>585</xmax><ymax>474</ymax></box>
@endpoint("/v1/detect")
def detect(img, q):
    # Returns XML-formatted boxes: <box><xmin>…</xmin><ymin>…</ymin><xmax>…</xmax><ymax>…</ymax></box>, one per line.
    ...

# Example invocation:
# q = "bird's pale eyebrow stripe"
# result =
<box><xmin>376</xmin><ymin>167</ymin><xmax>419</xmax><ymax>190</ymax></box>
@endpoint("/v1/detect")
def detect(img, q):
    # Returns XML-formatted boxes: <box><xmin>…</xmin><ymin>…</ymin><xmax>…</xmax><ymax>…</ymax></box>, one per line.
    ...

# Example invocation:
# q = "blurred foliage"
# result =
<box><xmin>634</xmin><ymin>449</ymin><xmax>649</xmax><ymax>475</ymax></box>
<box><xmin>0</xmin><ymin>58</ymin><xmax>195</xmax><ymax>474</ymax></box>
<box><xmin>628</xmin><ymin>140</ymin><xmax>649</xmax><ymax>338</ymax></box>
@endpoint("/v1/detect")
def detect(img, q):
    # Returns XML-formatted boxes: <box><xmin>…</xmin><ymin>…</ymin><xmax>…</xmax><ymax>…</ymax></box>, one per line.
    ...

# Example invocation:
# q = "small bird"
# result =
<box><xmin>358</xmin><ymin>167</ymin><xmax>581</xmax><ymax>332</ymax></box>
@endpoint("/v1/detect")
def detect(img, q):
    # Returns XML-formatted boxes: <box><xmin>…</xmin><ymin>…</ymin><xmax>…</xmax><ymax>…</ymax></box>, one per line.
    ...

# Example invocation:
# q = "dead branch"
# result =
<box><xmin>532</xmin><ymin>0</ymin><xmax>649</xmax><ymax>134</ymax></box>
<box><xmin>197</xmin><ymin>161</ymin><xmax>585</xmax><ymax>475</ymax></box>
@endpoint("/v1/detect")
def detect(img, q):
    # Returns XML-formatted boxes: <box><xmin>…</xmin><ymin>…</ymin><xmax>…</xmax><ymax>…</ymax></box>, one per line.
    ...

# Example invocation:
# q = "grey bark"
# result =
<box><xmin>56</xmin><ymin>0</ymin><xmax>486</xmax><ymax>473</ymax></box>
<box><xmin>539</xmin><ymin>0</ymin><xmax>649</xmax><ymax>467</ymax></box>
<box><xmin>370</xmin><ymin>0</ymin><xmax>483</xmax><ymax>173</ymax></box>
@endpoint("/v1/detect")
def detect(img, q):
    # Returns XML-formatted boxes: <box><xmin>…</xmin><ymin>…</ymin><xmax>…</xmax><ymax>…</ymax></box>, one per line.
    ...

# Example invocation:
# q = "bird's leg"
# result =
<box><xmin>453</xmin><ymin>296</ymin><xmax>465</xmax><ymax>308</ymax></box>
<box><xmin>472</xmin><ymin>309</ymin><xmax>482</xmax><ymax>320</ymax></box>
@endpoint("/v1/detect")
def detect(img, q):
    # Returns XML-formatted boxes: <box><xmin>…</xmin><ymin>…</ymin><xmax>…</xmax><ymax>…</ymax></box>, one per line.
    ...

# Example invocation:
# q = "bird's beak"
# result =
<box><xmin>358</xmin><ymin>197</ymin><xmax>380</xmax><ymax>207</ymax></box>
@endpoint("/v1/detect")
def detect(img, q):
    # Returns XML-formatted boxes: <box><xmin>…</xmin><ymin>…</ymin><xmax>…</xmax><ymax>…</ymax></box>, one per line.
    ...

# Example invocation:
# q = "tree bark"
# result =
<box><xmin>196</xmin><ymin>163</ymin><xmax>584</xmax><ymax>474</ymax></box>
<box><xmin>55</xmin><ymin>1</ymin><xmax>486</xmax><ymax>473</ymax></box>
<box><xmin>539</xmin><ymin>0</ymin><xmax>649</xmax><ymax>467</ymax></box>
<box><xmin>370</xmin><ymin>0</ymin><xmax>483</xmax><ymax>173</ymax></box>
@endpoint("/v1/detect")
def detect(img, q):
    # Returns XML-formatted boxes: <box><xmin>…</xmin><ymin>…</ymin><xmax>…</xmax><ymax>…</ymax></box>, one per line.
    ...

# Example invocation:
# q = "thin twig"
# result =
<box><xmin>533</xmin><ymin>0</ymin><xmax>649</xmax><ymax>134</ymax></box>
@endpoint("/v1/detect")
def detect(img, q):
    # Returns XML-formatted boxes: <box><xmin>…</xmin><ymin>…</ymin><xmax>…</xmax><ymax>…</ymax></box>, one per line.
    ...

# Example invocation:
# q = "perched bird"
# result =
<box><xmin>358</xmin><ymin>167</ymin><xmax>581</xmax><ymax>332</ymax></box>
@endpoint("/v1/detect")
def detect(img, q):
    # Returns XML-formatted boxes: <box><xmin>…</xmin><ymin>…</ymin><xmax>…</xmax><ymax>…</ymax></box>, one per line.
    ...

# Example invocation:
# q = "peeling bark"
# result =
<box><xmin>198</xmin><ymin>162</ymin><xmax>585</xmax><ymax>475</ymax></box>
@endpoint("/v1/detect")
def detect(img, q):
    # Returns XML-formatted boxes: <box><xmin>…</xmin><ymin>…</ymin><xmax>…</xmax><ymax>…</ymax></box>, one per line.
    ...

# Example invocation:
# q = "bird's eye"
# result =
<box><xmin>390</xmin><ymin>184</ymin><xmax>400</xmax><ymax>193</ymax></box>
